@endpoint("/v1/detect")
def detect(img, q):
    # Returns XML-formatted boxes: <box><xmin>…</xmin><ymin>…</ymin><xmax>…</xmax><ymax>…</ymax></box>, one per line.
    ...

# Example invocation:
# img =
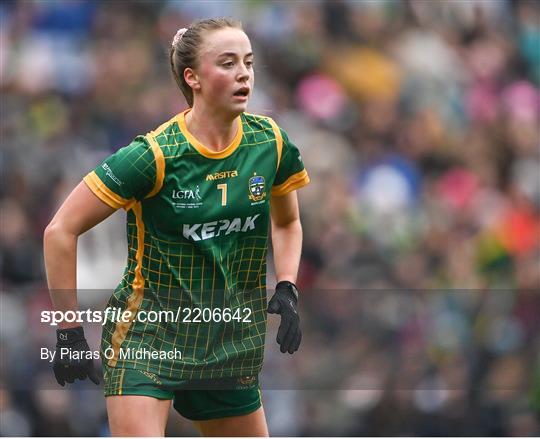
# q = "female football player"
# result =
<box><xmin>44</xmin><ymin>18</ymin><xmax>309</xmax><ymax>436</ymax></box>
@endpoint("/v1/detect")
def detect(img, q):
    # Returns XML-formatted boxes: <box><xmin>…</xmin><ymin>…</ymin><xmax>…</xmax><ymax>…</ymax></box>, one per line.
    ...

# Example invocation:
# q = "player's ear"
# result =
<box><xmin>184</xmin><ymin>68</ymin><xmax>201</xmax><ymax>91</ymax></box>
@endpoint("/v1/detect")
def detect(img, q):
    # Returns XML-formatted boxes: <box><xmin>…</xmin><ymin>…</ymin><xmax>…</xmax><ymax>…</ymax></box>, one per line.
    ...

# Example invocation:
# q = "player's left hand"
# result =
<box><xmin>53</xmin><ymin>326</ymin><xmax>100</xmax><ymax>386</ymax></box>
<box><xmin>267</xmin><ymin>281</ymin><xmax>301</xmax><ymax>354</ymax></box>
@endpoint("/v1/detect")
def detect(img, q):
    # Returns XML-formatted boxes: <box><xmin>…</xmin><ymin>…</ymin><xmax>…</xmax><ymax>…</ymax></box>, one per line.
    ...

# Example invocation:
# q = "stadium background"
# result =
<box><xmin>1</xmin><ymin>0</ymin><xmax>539</xmax><ymax>436</ymax></box>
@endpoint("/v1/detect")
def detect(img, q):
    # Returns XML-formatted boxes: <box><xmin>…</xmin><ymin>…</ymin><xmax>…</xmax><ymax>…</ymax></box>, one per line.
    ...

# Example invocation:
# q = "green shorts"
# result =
<box><xmin>103</xmin><ymin>365</ymin><xmax>262</xmax><ymax>421</ymax></box>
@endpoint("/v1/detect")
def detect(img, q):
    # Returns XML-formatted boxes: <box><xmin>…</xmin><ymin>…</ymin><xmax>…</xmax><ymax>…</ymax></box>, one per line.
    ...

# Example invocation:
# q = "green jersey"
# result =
<box><xmin>84</xmin><ymin>110</ymin><xmax>309</xmax><ymax>380</ymax></box>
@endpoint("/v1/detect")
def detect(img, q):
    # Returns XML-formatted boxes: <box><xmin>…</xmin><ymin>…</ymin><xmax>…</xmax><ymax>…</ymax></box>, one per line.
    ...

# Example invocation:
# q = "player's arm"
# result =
<box><xmin>268</xmin><ymin>190</ymin><xmax>302</xmax><ymax>354</ymax></box>
<box><xmin>270</xmin><ymin>190</ymin><xmax>302</xmax><ymax>283</ymax></box>
<box><xmin>44</xmin><ymin>181</ymin><xmax>116</xmax><ymax>328</ymax></box>
<box><xmin>44</xmin><ymin>181</ymin><xmax>116</xmax><ymax>386</ymax></box>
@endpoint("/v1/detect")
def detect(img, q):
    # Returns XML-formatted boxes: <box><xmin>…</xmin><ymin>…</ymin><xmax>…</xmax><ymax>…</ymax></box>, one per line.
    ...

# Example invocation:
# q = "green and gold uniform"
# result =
<box><xmin>84</xmin><ymin>109</ymin><xmax>309</xmax><ymax>418</ymax></box>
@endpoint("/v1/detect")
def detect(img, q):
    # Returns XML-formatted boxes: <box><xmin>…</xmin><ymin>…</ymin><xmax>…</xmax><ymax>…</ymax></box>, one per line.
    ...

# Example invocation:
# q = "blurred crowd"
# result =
<box><xmin>1</xmin><ymin>0</ymin><xmax>539</xmax><ymax>436</ymax></box>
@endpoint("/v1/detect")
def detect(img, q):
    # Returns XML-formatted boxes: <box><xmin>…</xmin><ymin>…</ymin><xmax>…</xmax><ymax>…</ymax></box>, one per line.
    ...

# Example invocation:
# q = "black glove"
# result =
<box><xmin>53</xmin><ymin>326</ymin><xmax>100</xmax><ymax>386</ymax></box>
<box><xmin>267</xmin><ymin>281</ymin><xmax>301</xmax><ymax>354</ymax></box>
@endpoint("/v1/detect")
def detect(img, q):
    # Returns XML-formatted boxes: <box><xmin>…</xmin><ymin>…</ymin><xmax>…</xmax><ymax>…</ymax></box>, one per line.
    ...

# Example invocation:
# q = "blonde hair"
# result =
<box><xmin>169</xmin><ymin>18</ymin><xmax>243</xmax><ymax>107</ymax></box>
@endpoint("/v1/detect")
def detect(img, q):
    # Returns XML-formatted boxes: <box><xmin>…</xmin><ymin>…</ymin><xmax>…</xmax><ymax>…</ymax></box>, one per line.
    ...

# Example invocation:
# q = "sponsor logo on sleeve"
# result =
<box><xmin>102</xmin><ymin>163</ymin><xmax>123</xmax><ymax>186</ymax></box>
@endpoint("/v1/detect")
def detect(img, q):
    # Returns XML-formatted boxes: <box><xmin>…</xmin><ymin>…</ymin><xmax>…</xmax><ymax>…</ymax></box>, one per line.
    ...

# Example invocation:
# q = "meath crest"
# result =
<box><xmin>248</xmin><ymin>173</ymin><xmax>266</xmax><ymax>202</ymax></box>
<box><xmin>237</xmin><ymin>375</ymin><xmax>256</xmax><ymax>386</ymax></box>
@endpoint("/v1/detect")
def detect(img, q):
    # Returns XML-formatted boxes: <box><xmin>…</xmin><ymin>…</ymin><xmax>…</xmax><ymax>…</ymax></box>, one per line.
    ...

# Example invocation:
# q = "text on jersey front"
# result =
<box><xmin>183</xmin><ymin>215</ymin><xmax>261</xmax><ymax>241</ymax></box>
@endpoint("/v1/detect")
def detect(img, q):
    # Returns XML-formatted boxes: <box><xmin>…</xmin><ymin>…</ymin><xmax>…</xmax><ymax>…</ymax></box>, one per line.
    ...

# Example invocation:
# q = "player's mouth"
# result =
<box><xmin>233</xmin><ymin>86</ymin><xmax>250</xmax><ymax>101</ymax></box>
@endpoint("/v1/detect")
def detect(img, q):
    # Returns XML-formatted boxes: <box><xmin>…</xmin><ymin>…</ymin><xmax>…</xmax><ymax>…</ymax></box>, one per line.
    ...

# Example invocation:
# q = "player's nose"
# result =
<box><xmin>236</xmin><ymin>64</ymin><xmax>251</xmax><ymax>81</ymax></box>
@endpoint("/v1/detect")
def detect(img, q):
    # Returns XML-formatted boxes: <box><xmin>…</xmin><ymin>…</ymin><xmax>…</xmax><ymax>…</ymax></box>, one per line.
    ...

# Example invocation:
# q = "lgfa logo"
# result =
<box><xmin>172</xmin><ymin>186</ymin><xmax>202</xmax><ymax>200</ymax></box>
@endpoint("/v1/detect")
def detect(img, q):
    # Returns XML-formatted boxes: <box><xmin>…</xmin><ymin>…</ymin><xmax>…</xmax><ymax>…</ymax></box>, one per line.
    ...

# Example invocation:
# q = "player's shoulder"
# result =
<box><xmin>116</xmin><ymin>114</ymin><xmax>181</xmax><ymax>164</ymax></box>
<box><xmin>133</xmin><ymin>113</ymin><xmax>191</xmax><ymax>160</ymax></box>
<box><xmin>145</xmin><ymin>113</ymin><xmax>182</xmax><ymax>144</ymax></box>
<box><xmin>114</xmin><ymin>135</ymin><xmax>150</xmax><ymax>156</ymax></box>
<box><xmin>242</xmin><ymin>112</ymin><xmax>282</xmax><ymax>134</ymax></box>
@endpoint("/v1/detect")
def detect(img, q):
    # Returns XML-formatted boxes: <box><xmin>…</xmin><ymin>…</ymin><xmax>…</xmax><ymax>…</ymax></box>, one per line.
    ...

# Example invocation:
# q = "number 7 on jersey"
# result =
<box><xmin>217</xmin><ymin>183</ymin><xmax>227</xmax><ymax>206</ymax></box>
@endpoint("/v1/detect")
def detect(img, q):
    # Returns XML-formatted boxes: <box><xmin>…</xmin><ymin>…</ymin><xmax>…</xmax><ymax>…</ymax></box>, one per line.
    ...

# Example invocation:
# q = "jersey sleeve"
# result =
<box><xmin>83</xmin><ymin>136</ymin><xmax>158</xmax><ymax>210</ymax></box>
<box><xmin>271</xmin><ymin>128</ymin><xmax>310</xmax><ymax>196</ymax></box>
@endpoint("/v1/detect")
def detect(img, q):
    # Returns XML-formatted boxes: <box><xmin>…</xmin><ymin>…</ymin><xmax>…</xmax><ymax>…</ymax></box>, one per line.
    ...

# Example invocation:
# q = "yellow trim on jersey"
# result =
<box><xmin>266</xmin><ymin>117</ymin><xmax>283</xmax><ymax>172</ymax></box>
<box><xmin>144</xmin><ymin>134</ymin><xmax>165</xmax><ymax>198</ymax></box>
<box><xmin>271</xmin><ymin>169</ymin><xmax>310</xmax><ymax>197</ymax></box>
<box><xmin>118</xmin><ymin>369</ymin><xmax>125</xmax><ymax>396</ymax></box>
<box><xmin>150</xmin><ymin>114</ymin><xmax>178</xmax><ymax>137</ymax></box>
<box><xmin>108</xmin><ymin>202</ymin><xmax>146</xmax><ymax>367</ymax></box>
<box><xmin>83</xmin><ymin>171</ymin><xmax>135</xmax><ymax>211</ymax></box>
<box><xmin>176</xmin><ymin>109</ymin><xmax>243</xmax><ymax>159</ymax></box>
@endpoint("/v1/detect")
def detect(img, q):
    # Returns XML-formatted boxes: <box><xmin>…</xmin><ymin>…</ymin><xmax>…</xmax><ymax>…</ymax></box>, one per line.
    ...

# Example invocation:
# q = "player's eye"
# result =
<box><xmin>222</xmin><ymin>61</ymin><xmax>234</xmax><ymax>68</ymax></box>
<box><xmin>245</xmin><ymin>60</ymin><xmax>254</xmax><ymax>68</ymax></box>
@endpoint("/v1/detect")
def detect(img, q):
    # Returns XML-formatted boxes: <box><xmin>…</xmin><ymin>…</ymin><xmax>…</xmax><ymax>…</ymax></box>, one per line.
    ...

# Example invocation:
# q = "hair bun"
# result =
<box><xmin>172</xmin><ymin>28</ymin><xmax>188</xmax><ymax>47</ymax></box>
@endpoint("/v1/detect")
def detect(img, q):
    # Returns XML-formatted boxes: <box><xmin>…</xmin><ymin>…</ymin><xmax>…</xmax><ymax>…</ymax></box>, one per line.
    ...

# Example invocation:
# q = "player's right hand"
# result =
<box><xmin>53</xmin><ymin>326</ymin><xmax>100</xmax><ymax>386</ymax></box>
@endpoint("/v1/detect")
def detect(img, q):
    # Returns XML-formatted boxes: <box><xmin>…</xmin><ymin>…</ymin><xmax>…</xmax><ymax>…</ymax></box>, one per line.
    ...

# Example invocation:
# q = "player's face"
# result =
<box><xmin>195</xmin><ymin>28</ymin><xmax>254</xmax><ymax>116</ymax></box>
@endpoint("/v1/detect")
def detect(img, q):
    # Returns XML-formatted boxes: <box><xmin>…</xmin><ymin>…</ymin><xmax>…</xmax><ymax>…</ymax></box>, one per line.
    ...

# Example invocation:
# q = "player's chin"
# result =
<box><xmin>228</xmin><ymin>98</ymin><xmax>249</xmax><ymax>114</ymax></box>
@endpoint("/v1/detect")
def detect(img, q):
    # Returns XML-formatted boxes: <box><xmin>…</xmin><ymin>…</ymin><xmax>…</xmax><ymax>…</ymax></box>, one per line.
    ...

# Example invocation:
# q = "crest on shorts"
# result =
<box><xmin>237</xmin><ymin>375</ymin><xmax>256</xmax><ymax>386</ymax></box>
<box><xmin>248</xmin><ymin>173</ymin><xmax>266</xmax><ymax>202</ymax></box>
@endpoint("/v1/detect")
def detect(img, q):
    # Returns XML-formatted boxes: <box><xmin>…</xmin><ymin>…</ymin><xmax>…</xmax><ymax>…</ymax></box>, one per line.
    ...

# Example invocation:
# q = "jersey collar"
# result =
<box><xmin>177</xmin><ymin>109</ymin><xmax>243</xmax><ymax>159</ymax></box>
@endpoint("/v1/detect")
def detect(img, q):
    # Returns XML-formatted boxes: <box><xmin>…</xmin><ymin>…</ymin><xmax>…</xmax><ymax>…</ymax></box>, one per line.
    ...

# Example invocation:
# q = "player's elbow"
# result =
<box><xmin>271</xmin><ymin>216</ymin><xmax>302</xmax><ymax>235</ymax></box>
<box><xmin>43</xmin><ymin>218</ymin><xmax>73</xmax><ymax>248</ymax></box>
<box><xmin>43</xmin><ymin>220</ymin><xmax>60</xmax><ymax>248</ymax></box>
